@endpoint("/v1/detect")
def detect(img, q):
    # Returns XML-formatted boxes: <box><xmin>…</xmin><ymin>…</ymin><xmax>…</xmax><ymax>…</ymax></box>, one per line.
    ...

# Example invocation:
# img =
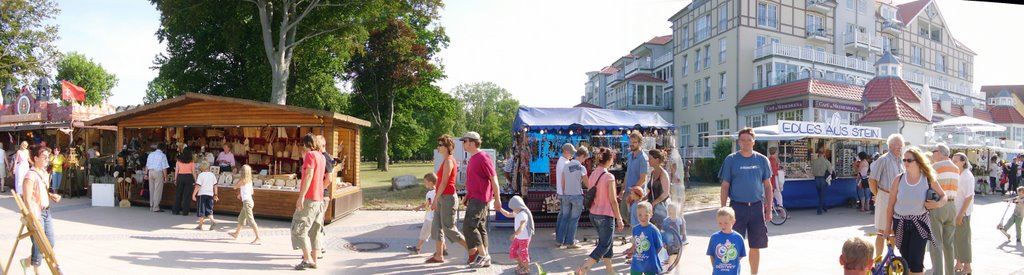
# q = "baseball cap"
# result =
<box><xmin>460</xmin><ymin>131</ymin><xmax>482</xmax><ymax>142</ymax></box>
<box><xmin>562</xmin><ymin>143</ymin><xmax>576</xmax><ymax>154</ymax></box>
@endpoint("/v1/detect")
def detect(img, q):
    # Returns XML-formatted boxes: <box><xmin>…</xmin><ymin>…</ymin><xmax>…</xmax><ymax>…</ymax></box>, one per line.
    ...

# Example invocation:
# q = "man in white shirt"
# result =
<box><xmin>0</xmin><ymin>142</ymin><xmax>6</xmax><ymax>193</ymax></box>
<box><xmin>146</xmin><ymin>143</ymin><xmax>170</xmax><ymax>212</ymax></box>
<box><xmin>553</xmin><ymin>143</ymin><xmax>573</xmax><ymax>243</ymax></box>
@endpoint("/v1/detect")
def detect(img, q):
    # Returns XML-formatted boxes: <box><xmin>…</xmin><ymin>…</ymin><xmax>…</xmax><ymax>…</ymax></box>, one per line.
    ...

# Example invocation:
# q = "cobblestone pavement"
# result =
<box><xmin>1</xmin><ymin>193</ymin><xmax>1022</xmax><ymax>274</ymax></box>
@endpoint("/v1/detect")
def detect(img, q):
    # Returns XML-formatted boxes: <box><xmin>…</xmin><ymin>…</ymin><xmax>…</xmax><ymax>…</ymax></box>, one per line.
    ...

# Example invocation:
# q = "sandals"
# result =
<box><xmin>425</xmin><ymin>257</ymin><xmax>444</xmax><ymax>263</ymax></box>
<box><xmin>250</xmin><ymin>239</ymin><xmax>262</xmax><ymax>245</ymax></box>
<box><xmin>293</xmin><ymin>261</ymin><xmax>317</xmax><ymax>270</ymax></box>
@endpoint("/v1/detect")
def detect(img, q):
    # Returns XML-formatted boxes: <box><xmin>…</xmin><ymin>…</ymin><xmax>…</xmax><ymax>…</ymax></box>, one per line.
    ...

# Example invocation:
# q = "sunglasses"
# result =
<box><xmin>902</xmin><ymin>158</ymin><xmax>916</xmax><ymax>163</ymax></box>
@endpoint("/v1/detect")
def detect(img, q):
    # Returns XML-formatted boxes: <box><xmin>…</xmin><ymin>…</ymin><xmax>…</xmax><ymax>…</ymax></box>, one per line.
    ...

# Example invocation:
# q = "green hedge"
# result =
<box><xmin>692</xmin><ymin>139</ymin><xmax>734</xmax><ymax>183</ymax></box>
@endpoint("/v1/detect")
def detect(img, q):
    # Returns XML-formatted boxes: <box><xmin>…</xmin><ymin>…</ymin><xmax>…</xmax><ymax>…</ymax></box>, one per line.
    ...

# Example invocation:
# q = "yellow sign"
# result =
<box><xmin>1</xmin><ymin>113</ymin><xmax>43</xmax><ymax>124</ymax></box>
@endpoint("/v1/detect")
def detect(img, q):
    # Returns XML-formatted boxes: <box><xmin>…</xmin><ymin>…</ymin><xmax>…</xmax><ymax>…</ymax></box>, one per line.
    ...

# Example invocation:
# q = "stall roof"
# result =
<box><xmin>511</xmin><ymin>107</ymin><xmax>673</xmax><ymax>131</ymax></box>
<box><xmin>86</xmin><ymin>93</ymin><xmax>371</xmax><ymax>127</ymax></box>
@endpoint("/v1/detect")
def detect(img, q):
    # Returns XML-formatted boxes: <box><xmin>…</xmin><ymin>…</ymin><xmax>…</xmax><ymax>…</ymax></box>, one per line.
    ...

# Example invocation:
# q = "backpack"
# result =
<box><xmin>584</xmin><ymin>171</ymin><xmax>608</xmax><ymax>211</ymax></box>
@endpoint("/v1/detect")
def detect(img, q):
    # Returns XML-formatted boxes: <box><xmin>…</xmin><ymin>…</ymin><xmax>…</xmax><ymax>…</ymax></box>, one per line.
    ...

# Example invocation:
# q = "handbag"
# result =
<box><xmin>584</xmin><ymin>171</ymin><xmax>608</xmax><ymax>211</ymax></box>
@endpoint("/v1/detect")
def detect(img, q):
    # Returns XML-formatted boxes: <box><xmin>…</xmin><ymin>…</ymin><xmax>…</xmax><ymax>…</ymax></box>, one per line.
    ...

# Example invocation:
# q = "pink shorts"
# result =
<box><xmin>509</xmin><ymin>238</ymin><xmax>531</xmax><ymax>262</ymax></box>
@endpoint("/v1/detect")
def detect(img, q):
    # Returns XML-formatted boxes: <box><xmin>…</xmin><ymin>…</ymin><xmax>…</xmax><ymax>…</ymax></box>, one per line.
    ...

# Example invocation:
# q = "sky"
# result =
<box><xmin>47</xmin><ymin>0</ymin><xmax>1024</xmax><ymax>108</ymax></box>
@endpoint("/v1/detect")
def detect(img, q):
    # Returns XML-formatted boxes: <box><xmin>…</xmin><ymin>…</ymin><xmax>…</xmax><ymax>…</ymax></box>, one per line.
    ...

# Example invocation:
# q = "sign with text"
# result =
<box><xmin>0</xmin><ymin>113</ymin><xmax>42</xmax><ymax>124</ymax></box>
<box><xmin>814</xmin><ymin>100</ymin><xmax>863</xmax><ymax>112</ymax></box>
<box><xmin>764</xmin><ymin>100</ymin><xmax>807</xmax><ymax>113</ymax></box>
<box><xmin>778</xmin><ymin>120</ymin><xmax>882</xmax><ymax>139</ymax></box>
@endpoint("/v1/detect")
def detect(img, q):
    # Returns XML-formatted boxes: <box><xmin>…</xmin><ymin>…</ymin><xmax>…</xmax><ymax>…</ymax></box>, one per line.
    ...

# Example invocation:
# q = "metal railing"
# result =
<box><xmin>754</xmin><ymin>43</ymin><xmax>874</xmax><ymax>73</ymax></box>
<box><xmin>882</xmin><ymin>20</ymin><xmax>905</xmax><ymax>32</ymax></box>
<box><xmin>843</xmin><ymin>32</ymin><xmax>882</xmax><ymax>50</ymax></box>
<box><xmin>606</xmin><ymin>71</ymin><xmax>622</xmax><ymax>83</ymax></box>
<box><xmin>805</xmin><ymin>29</ymin><xmax>832</xmax><ymax>41</ymax></box>
<box><xmin>655</xmin><ymin>52</ymin><xmax>673</xmax><ymax>67</ymax></box>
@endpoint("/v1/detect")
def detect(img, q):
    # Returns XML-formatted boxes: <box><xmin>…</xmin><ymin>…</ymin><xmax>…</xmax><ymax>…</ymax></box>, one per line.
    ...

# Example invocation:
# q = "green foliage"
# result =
<box><xmin>692</xmin><ymin>139</ymin><xmax>734</xmax><ymax>183</ymax></box>
<box><xmin>451</xmin><ymin>82</ymin><xmax>520</xmax><ymax>154</ymax></box>
<box><xmin>713</xmin><ymin>139</ymin><xmax>734</xmax><ymax>162</ymax></box>
<box><xmin>55</xmin><ymin>52</ymin><xmax>118</xmax><ymax>105</ymax></box>
<box><xmin>0</xmin><ymin>0</ymin><xmax>60</xmax><ymax>85</ymax></box>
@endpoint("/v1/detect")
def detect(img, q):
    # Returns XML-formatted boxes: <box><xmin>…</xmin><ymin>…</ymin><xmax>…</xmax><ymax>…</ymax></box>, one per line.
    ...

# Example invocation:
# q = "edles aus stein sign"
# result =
<box><xmin>777</xmin><ymin>120</ymin><xmax>882</xmax><ymax>139</ymax></box>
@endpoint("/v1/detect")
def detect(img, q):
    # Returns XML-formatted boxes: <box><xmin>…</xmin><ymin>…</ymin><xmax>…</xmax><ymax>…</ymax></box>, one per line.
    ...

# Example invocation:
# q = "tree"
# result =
<box><xmin>0</xmin><ymin>0</ymin><xmax>60</xmax><ymax>85</ymax></box>
<box><xmin>452</xmin><ymin>82</ymin><xmax>520</xmax><ymax>155</ymax></box>
<box><xmin>347</xmin><ymin>16</ymin><xmax>443</xmax><ymax>171</ymax></box>
<box><xmin>56</xmin><ymin>52</ymin><xmax>118</xmax><ymax>105</ymax></box>
<box><xmin>143</xmin><ymin>77</ymin><xmax>172</xmax><ymax>104</ymax></box>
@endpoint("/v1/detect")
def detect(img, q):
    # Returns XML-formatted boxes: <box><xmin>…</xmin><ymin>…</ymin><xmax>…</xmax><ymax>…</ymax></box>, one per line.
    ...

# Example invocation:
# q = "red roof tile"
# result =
<box><xmin>646</xmin><ymin>35</ymin><xmax>672</xmax><ymax>45</ymax></box>
<box><xmin>859</xmin><ymin>97</ymin><xmax>929</xmax><ymax>123</ymax></box>
<box><xmin>737</xmin><ymin>79</ymin><xmax>864</xmax><ymax>107</ymax></box>
<box><xmin>864</xmin><ymin>77</ymin><xmax>921</xmax><ymax>103</ymax></box>
<box><xmin>599</xmin><ymin>66</ymin><xmax>620</xmax><ymax>75</ymax></box>
<box><xmin>623</xmin><ymin>54</ymin><xmax>639</xmax><ymax>59</ymax></box>
<box><xmin>970</xmin><ymin>108</ymin><xmax>993</xmax><ymax>122</ymax></box>
<box><xmin>574</xmin><ymin>102</ymin><xmax>602</xmax><ymax>109</ymax></box>
<box><xmin>896</xmin><ymin>0</ymin><xmax>930</xmax><ymax>23</ymax></box>
<box><xmin>931</xmin><ymin>101</ymin><xmax>965</xmax><ymax>116</ymax></box>
<box><xmin>989</xmin><ymin>106</ymin><xmax>1024</xmax><ymax>124</ymax></box>
<box><xmin>625</xmin><ymin>73</ymin><xmax>668</xmax><ymax>83</ymax></box>
<box><xmin>981</xmin><ymin>85</ymin><xmax>1024</xmax><ymax>95</ymax></box>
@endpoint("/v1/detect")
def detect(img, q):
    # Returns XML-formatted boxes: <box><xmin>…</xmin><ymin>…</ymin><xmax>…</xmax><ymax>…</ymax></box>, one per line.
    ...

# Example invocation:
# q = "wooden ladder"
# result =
<box><xmin>4</xmin><ymin>190</ymin><xmax>62</xmax><ymax>274</ymax></box>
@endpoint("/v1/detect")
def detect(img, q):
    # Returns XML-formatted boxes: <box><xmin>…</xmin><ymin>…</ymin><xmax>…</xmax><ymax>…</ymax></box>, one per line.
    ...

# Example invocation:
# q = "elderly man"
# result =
<box><xmin>868</xmin><ymin>134</ymin><xmax>904</xmax><ymax>259</ymax></box>
<box><xmin>718</xmin><ymin>127</ymin><xmax>773</xmax><ymax>275</ymax></box>
<box><xmin>928</xmin><ymin>143</ymin><xmax>957</xmax><ymax>275</ymax></box>
<box><xmin>145</xmin><ymin>143</ymin><xmax>170</xmax><ymax>212</ymax></box>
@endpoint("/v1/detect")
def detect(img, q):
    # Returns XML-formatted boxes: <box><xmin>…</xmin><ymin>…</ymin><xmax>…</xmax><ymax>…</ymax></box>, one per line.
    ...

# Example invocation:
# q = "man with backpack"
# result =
<box><xmin>556</xmin><ymin>147</ymin><xmax>589</xmax><ymax>249</ymax></box>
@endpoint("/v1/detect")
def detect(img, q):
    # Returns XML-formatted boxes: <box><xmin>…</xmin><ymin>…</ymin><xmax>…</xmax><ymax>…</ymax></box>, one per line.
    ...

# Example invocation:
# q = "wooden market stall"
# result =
<box><xmin>86</xmin><ymin>93</ymin><xmax>369</xmax><ymax>223</ymax></box>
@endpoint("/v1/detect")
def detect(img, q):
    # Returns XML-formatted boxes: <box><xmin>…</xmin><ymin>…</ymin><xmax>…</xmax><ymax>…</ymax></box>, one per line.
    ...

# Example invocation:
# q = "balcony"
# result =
<box><xmin>606</xmin><ymin>71</ymin><xmax>623</xmax><ymax>84</ymax></box>
<box><xmin>754</xmin><ymin>42</ymin><xmax>874</xmax><ymax>74</ymax></box>
<box><xmin>881</xmin><ymin>20</ymin><xmax>904</xmax><ymax>35</ymax></box>
<box><xmin>805</xmin><ymin>29</ymin><xmax>833</xmax><ymax>43</ymax></box>
<box><xmin>843</xmin><ymin>32</ymin><xmax>882</xmax><ymax>53</ymax></box>
<box><xmin>624</xmin><ymin>59</ymin><xmax>652</xmax><ymax>75</ymax></box>
<box><xmin>654</xmin><ymin>52</ymin><xmax>673</xmax><ymax>68</ymax></box>
<box><xmin>806</xmin><ymin>0</ymin><xmax>836</xmax><ymax>14</ymax></box>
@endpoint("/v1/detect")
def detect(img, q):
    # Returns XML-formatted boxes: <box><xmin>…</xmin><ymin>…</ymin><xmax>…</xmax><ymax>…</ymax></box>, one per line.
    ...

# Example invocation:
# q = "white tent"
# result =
<box><xmin>933</xmin><ymin>116</ymin><xmax>1007</xmax><ymax>133</ymax></box>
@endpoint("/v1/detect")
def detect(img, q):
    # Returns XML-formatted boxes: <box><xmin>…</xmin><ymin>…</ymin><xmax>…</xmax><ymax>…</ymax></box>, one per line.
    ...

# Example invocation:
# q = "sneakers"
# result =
<box><xmin>405</xmin><ymin>246</ymin><xmax>419</xmax><ymax>254</ymax></box>
<box><xmin>293</xmin><ymin>261</ymin><xmax>316</xmax><ymax>270</ymax></box>
<box><xmin>565</xmin><ymin>244</ymin><xmax>582</xmax><ymax>249</ymax></box>
<box><xmin>1000</xmin><ymin>227</ymin><xmax>1012</xmax><ymax>241</ymax></box>
<box><xmin>469</xmin><ymin>255</ymin><xmax>491</xmax><ymax>268</ymax></box>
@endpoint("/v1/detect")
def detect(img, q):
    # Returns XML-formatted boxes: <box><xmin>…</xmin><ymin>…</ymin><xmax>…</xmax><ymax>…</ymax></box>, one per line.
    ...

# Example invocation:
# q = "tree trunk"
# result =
<box><xmin>270</xmin><ymin>58</ymin><xmax>289</xmax><ymax>105</ymax></box>
<box><xmin>377</xmin><ymin>129</ymin><xmax>390</xmax><ymax>171</ymax></box>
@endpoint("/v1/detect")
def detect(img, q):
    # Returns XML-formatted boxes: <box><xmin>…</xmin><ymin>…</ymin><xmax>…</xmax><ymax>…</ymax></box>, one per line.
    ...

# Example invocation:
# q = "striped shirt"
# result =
<box><xmin>932</xmin><ymin>160</ymin><xmax>959</xmax><ymax>199</ymax></box>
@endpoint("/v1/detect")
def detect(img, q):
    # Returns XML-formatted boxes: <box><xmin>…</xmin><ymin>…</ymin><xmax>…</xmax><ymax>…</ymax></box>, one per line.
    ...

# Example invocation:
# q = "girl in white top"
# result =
<box><xmin>13</xmin><ymin>141</ymin><xmax>30</xmax><ymax>194</ymax></box>
<box><xmin>230</xmin><ymin>165</ymin><xmax>262</xmax><ymax>244</ymax></box>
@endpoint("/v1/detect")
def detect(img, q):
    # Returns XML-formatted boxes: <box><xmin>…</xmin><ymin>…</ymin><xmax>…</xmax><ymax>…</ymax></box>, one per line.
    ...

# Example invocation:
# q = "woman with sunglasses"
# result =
<box><xmin>884</xmin><ymin>147</ymin><xmax>946</xmax><ymax>275</ymax></box>
<box><xmin>426</xmin><ymin>135</ymin><xmax>469</xmax><ymax>263</ymax></box>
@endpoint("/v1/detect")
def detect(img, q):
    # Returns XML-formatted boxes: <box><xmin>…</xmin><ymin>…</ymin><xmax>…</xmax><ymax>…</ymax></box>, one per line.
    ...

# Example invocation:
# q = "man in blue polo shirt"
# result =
<box><xmin>624</xmin><ymin>131</ymin><xmax>649</xmax><ymax>227</ymax></box>
<box><xmin>718</xmin><ymin>127</ymin><xmax>773</xmax><ymax>275</ymax></box>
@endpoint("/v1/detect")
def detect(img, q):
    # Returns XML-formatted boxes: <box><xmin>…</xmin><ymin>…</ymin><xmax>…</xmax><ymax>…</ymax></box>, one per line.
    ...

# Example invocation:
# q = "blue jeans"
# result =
<box><xmin>31</xmin><ymin>209</ymin><xmax>55</xmax><ymax>266</ymax></box>
<box><xmin>815</xmin><ymin>176</ymin><xmax>828</xmax><ymax>214</ymax></box>
<box><xmin>555</xmin><ymin>195</ymin><xmax>583</xmax><ymax>245</ymax></box>
<box><xmin>630</xmin><ymin>201</ymin><xmax>639</xmax><ymax>226</ymax></box>
<box><xmin>51</xmin><ymin>172</ymin><xmax>62</xmax><ymax>191</ymax></box>
<box><xmin>857</xmin><ymin>178</ymin><xmax>871</xmax><ymax>207</ymax></box>
<box><xmin>588</xmin><ymin>215</ymin><xmax>614</xmax><ymax>261</ymax></box>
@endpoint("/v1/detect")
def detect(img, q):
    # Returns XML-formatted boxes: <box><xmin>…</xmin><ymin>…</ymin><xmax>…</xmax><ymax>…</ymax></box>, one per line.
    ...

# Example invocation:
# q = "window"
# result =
<box><xmin>681</xmin><ymin>84</ymin><xmax>689</xmax><ymax>107</ymax></box>
<box><xmin>704</xmin><ymin>77</ymin><xmax>711</xmax><ymax>102</ymax></box>
<box><xmin>756</xmin><ymin>65</ymin><xmax>764</xmax><ymax>88</ymax></box>
<box><xmin>681</xmin><ymin>55</ymin><xmax>688</xmax><ymax>76</ymax></box>
<box><xmin>959</xmin><ymin>62</ymin><xmax>968</xmax><ymax>79</ymax></box>
<box><xmin>911</xmin><ymin>46</ymin><xmax>922</xmax><ymax>65</ymax></box>
<box><xmin>806</xmin><ymin>15</ymin><xmax>824</xmax><ymax>34</ymax></box>
<box><xmin>746</xmin><ymin>114</ymin><xmax>768</xmax><ymax>128</ymax></box>
<box><xmin>756</xmin><ymin>36</ymin><xmax>766</xmax><ymax>48</ymax></box>
<box><xmin>680</xmin><ymin>125</ymin><xmax>691</xmax><ymax>147</ymax></box>
<box><xmin>631</xmin><ymin>84</ymin><xmax>663</xmax><ymax>106</ymax></box>
<box><xmin>682</xmin><ymin>26</ymin><xmax>690</xmax><ymax>49</ymax></box>
<box><xmin>757</xmin><ymin>2</ymin><xmax>778</xmax><ymax>28</ymax></box>
<box><xmin>846</xmin><ymin>0</ymin><xmax>854</xmax><ymax>10</ymax></box>
<box><xmin>719</xmin><ymin>73</ymin><xmax>727</xmax><ymax>100</ymax></box>
<box><xmin>776</xmin><ymin>109</ymin><xmax>804</xmax><ymax>121</ymax></box>
<box><xmin>716</xmin><ymin>119</ymin><xmax>730</xmax><ymax>136</ymax></box>
<box><xmin>697</xmin><ymin>122</ymin><xmax>710</xmax><ymax>147</ymax></box>
<box><xmin>815</xmin><ymin>110</ymin><xmax>854</xmax><ymax>124</ymax></box>
<box><xmin>857</xmin><ymin>0</ymin><xmax>866</xmax><ymax>14</ymax></box>
<box><xmin>664</xmin><ymin>90</ymin><xmax>673</xmax><ymax>109</ymax></box>
<box><xmin>718</xmin><ymin>6</ymin><xmax>728</xmax><ymax>33</ymax></box>
<box><xmin>695</xmin><ymin>80</ymin><xmax>702</xmax><ymax>105</ymax></box>
<box><xmin>695</xmin><ymin>49</ymin><xmax>702</xmax><ymax>72</ymax></box>
<box><xmin>936</xmin><ymin>54</ymin><xmax>946</xmax><ymax>73</ymax></box>
<box><xmin>696</xmin><ymin>15</ymin><xmax>711</xmax><ymax>42</ymax></box>
<box><xmin>719</xmin><ymin>39</ymin><xmax>727</xmax><ymax>63</ymax></box>
<box><xmin>704</xmin><ymin>45</ymin><xmax>711</xmax><ymax>68</ymax></box>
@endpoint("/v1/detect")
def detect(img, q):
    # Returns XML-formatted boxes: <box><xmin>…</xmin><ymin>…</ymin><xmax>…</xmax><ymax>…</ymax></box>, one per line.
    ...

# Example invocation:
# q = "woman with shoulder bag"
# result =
<box><xmin>575</xmin><ymin>147</ymin><xmax>624</xmax><ymax>275</ymax></box>
<box><xmin>885</xmin><ymin>147</ymin><xmax>946</xmax><ymax>275</ymax></box>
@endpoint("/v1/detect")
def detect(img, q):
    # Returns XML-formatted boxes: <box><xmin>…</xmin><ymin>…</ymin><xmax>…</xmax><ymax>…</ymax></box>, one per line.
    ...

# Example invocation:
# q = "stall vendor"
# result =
<box><xmin>217</xmin><ymin>143</ymin><xmax>236</xmax><ymax>173</ymax></box>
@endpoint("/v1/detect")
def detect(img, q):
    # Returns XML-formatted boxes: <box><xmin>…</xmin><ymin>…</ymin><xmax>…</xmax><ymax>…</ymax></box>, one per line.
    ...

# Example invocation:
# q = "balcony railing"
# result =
<box><xmin>806</xmin><ymin>0</ymin><xmax>836</xmax><ymax>13</ymax></box>
<box><xmin>654</xmin><ymin>52</ymin><xmax>672</xmax><ymax>67</ymax></box>
<box><xmin>754</xmin><ymin>42</ymin><xmax>874</xmax><ymax>73</ymax></box>
<box><xmin>805</xmin><ymin>29</ymin><xmax>833</xmax><ymax>43</ymax></box>
<box><xmin>624</xmin><ymin>59</ymin><xmax>653</xmax><ymax>74</ymax></box>
<box><xmin>882</xmin><ymin>20</ymin><xmax>904</xmax><ymax>34</ymax></box>
<box><xmin>606</xmin><ymin>71</ymin><xmax>622</xmax><ymax>83</ymax></box>
<box><xmin>900</xmin><ymin>71</ymin><xmax>980</xmax><ymax>98</ymax></box>
<box><xmin>682</xmin><ymin>147</ymin><xmax>714</xmax><ymax>159</ymax></box>
<box><xmin>843</xmin><ymin>32</ymin><xmax>882</xmax><ymax>52</ymax></box>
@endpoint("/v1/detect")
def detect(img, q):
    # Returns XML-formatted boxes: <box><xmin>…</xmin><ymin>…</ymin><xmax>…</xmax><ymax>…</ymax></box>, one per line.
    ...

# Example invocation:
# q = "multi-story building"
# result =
<box><xmin>583</xmin><ymin>35</ymin><xmax>675</xmax><ymax>123</ymax></box>
<box><xmin>667</xmin><ymin>0</ymin><xmax>976</xmax><ymax>157</ymax></box>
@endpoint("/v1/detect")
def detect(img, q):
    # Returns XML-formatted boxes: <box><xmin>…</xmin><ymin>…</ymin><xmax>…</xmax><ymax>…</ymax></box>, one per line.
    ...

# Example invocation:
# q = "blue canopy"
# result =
<box><xmin>511</xmin><ymin>107</ymin><xmax>674</xmax><ymax>132</ymax></box>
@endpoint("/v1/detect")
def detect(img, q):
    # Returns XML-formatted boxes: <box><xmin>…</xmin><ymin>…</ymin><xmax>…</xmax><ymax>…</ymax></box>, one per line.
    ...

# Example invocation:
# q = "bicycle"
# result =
<box><xmin>871</xmin><ymin>235</ymin><xmax>906</xmax><ymax>275</ymax></box>
<box><xmin>659</xmin><ymin>226</ymin><xmax>683</xmax><ymax>274</ymax></box>
<box><xmin>770</xmin><ymin>201</ymin><xmax>788</xmax><ymax>225</ymax></box>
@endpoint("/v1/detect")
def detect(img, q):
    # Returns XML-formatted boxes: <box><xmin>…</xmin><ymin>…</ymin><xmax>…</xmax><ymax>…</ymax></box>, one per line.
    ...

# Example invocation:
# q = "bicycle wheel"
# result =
<box><xmin>770</xmin><ymin>205</ymin><xmax>788</xmax><ymax>225</ymax></box>
<box><xmin>659</xmin><ymin>227</ymin><xmax>683</xmax><ymax>274</ymax></box>
<box><xmin>887</xmin><ymin>257</ymin><xmax>906</xmax><ymax>275</ymax></box>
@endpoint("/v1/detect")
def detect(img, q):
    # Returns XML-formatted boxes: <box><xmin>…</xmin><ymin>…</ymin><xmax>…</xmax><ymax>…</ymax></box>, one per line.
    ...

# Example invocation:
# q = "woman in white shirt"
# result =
<box><xmin>990</xmin><ymin>156</ymin><xmax>1002</xmax><ymax>196</ymax></box>
<box><xmin>952</xmin><ymin>153</ymin><xmax>974</xmax><ymax>274</ymax></box>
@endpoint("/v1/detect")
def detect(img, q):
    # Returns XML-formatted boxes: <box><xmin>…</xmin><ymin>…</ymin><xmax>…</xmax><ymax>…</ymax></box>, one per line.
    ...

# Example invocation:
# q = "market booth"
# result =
<box><xmin>712</xmin><ymin>119</ymin><xmax>884</xmax><ymax>209</ymax></box>
<box><xmin>506</xmin><ymin>107</ymin><xmax>675</xmax><ymax>227</ymax></box>
<box><xmin>86</xmin><ymin>93</ymin><xmax>369</xmax><ymax>223</ymax></box>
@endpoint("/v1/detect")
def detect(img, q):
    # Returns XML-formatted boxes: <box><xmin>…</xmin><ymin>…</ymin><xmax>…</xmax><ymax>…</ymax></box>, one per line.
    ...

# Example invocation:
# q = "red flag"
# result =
<box><xmin>61</xmin><ymin>80</ymin><xmax>86</xmax><ymax>102</ymax></box>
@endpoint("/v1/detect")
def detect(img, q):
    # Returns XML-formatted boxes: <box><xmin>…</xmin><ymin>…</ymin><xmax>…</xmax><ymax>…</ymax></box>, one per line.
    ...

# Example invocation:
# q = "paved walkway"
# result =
<box><xmin>0</xmin><ymin>192</ymin><xmax>1022</xmax><ymax>274</ymax></box>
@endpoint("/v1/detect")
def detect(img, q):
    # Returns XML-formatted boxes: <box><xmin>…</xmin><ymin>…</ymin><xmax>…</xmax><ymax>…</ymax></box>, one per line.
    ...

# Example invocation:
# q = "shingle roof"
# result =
<box><xmin>646</xmin><ymin>35</ymin><xmax>672</xmax><ymax>45</ymax></box>
<box><xmin>573</xmin><ymin>102</ymin><xmax>602</xmax><ymax>109</ymax></box>
<box><xmin>599</xmin><ymin>66</ymin><xmax>620</xmax><ymax>75</ymax></box>
<box><xmin>863</xmin><ymin>77</ymin><xmax>921</xmax><ymax>103</ymax></box>
<box><xmin>625</xmin><ymin>73</ymin><xmax>668</xmax><ymax>83</ymax></box>
<box><xmin>970</xmin><ymin>108</ymin><xmax>994</xmax><ymax>122</ymax></box>
<box><xmin>896</xmin><ymin>0</ymin><xmax>930</xmax><ymax>24</ymax></box>
<box><xmin>737</xmin><ymin>79</ymin><xmax>864</xmax><ymax>107</ymax></box>
<box><xmin>989</xmin><ymin>106</ymin><xmax>1024</xmax><ymax>124</ymax></box>
<box><xmin>875</xmin><ymin>51</ymin><xmax>901</xmax><ymax>66</ymax></box>
<box><xmin>859</xmin><ymin>97</ymin><xmax>930</xmax><ymax>123</ymax></box>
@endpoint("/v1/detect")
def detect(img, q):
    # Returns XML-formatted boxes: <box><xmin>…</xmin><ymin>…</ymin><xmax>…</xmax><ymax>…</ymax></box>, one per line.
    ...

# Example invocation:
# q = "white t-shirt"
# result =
<box><xmin>956</xmin><ymin>170</ymin><xmax>975</xmax><ymax>215</ymax></box>
<box><xmin>424</xmin><ymin>190</ymin><xmax>436</xmax><ymax>220</ymax></box>
<box><xmin>514</xmin><ymin>211</ymin><xmax>530</xmax><ymax>240</ymax></box>
<box><xmin>196</xmin><ymin>171</ymin><xmax>217</xmax><ymax>196</ymax></box>
<box><xmin>555</xmin><ymin>156</ymin><xmax>570</xmax><ymax>195</ymax></box>
<box><xmin>240</xmin><ymin>181</ymin><xmax>254</xmax><ymax>202</ymax></box>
